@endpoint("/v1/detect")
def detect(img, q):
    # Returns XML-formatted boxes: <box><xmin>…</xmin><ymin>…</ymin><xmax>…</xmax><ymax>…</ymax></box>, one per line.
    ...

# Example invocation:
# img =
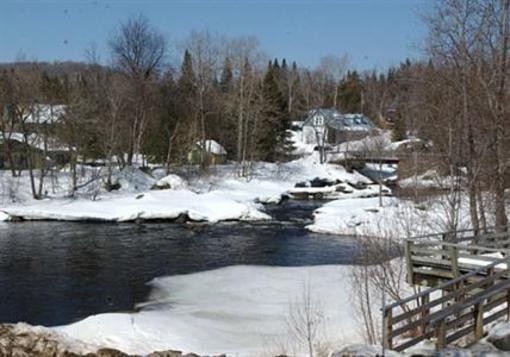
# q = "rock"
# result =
<box><xmin>294</xmin><ymin>181</ymin><xmax>309</xmax><ymax>188</ymax></box>
<box><xmin>0</xmin><ymin>324</ymin><xmax>69</xmax><ymax>357</ymax></box>
<box><xmin>310</xmin><ymin>177</ymin><xmax>335</xmax><ymax>188</ymax></box>
<box><xmin>94</xmin><ymin>348</ymin><xmax>131</xmax><ymax>357</ymax></box>
<box><xmin>151</xmin><ymin>175</ymin><xmax>187</xmax><ymax>191</ymax></box>
<box><xmin>313</xmin><ymin>192</ymin><xmax>324</xmax><ymax>200</ymax></box>
<box><xmin>488</xmin><ymin>322</ymin><xmax>510</xmax><ymax>351</ymax></box>
<box><xmin>348</xmin><ymin>181</ymin><xmax>368</xmax><ymax>190</ymax></box>
<box><xmin>147</xmin><ymin>351</ymin><xmax>182</xmax><ymax>357</ymax></box>
<box><xmin>330</xmin><ymin>344</ymin><xmax>401</xmax><ymax>357</ymax></box>
<box><xmin>183</xmin><ymin>354</ymin><xmax>201</xmax><ymax>357</ymax></box>
<box><xmin>105</xmin><ymin>182</ymin><xmax>122</xmax><ymax>192</ymax></box>
<box><xmin>174</xmin><ymin>213</ymin><xmax>189</xmax><ymax>224</ymax></box>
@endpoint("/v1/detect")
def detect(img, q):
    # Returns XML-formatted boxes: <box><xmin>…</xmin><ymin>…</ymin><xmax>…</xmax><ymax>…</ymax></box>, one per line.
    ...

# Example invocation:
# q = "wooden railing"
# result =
<box><xmin>383</xmin><ymin>257</ymin><xmax>510</xmax><ymax>351</ymax></box>
<box><xmin>405</xmin><ymin>228</ymin><xmax>510</xmax><ymax>285</ymax></box>
<box><xmin>383</xmin><ymin>227</ymin><xmax>510</xmax><ymax>351</ymax></box>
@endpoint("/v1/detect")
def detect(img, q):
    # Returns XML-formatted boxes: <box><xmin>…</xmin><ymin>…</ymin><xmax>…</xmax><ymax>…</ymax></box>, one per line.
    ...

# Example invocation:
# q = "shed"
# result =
<box><xmin>188</xmin><ymin>139</ymin><xmax>227</xmax><ymax>165</ymax></box>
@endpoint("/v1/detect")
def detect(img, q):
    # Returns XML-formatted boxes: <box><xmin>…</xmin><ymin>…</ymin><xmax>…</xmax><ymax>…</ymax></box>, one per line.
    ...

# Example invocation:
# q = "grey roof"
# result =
<box><xmin>304</xmin><ymin>108</ymin><xmax>373</xmax><ymax>132</ymax></box>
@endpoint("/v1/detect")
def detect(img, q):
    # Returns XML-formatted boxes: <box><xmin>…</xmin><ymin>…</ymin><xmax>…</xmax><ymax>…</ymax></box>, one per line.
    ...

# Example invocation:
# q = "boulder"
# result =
<box><xmin>94</xmin><ymin>348</ymin><xmax>131</xmax><ymax>357</ymax></box>
<box><xmin>488</xmin><ymin>322</ymin><xmax>510</xmax><ymax>351</ymax></box>
<box><xmin>147</xmin><ymin>351</ymin><xmax>182</xmax><ymax>357</ymax></box>
<box><xmin>330</xmin><ymin>344</ymin><xmax>401</xmax><ymax>357</ymax></box>
<box><xmin>152</xmin><ymin>175</ymin><xmax>188</xmax><ymax>191</ymax></box>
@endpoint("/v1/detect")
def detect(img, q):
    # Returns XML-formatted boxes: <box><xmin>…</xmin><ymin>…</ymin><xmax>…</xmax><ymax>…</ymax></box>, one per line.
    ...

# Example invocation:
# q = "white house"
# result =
<box><xmin>301</xmin><ymin>108</ymin><xmax>373</xmax><ymax>146</ymax></box>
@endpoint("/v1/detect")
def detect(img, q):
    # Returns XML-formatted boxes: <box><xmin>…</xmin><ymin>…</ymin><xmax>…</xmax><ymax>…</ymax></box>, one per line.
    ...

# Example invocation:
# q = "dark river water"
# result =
<box><xmin>0</xmin><ymin>200</ymin><xmax>360</xmax><ymax>327</ymax></box>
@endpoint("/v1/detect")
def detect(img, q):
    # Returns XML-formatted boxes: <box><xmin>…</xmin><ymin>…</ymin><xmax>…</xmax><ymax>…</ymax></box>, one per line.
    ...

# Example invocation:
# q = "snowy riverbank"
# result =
<box><xmin>0</xmin><ymin>154</ymin><xmax>381</xmax><ymax>224</ymax></box>
<box><xmin>7</xmin><ymin>265</ymin><xmax>358</xmax><ymax>356</ymax></box>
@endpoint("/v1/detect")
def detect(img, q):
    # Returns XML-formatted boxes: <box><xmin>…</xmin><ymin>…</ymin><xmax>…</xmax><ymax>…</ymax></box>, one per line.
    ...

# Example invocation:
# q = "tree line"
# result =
<box><xmin>1</xmin><ymin>0</ymin><xmax>510</xmax><ymax>234</ymax></box>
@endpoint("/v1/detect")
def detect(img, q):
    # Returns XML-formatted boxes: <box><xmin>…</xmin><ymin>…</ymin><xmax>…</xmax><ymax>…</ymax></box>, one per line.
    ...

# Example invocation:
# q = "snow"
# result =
<box><xmin>0</xmin><ymin>152</ymin><xmax>376</xmax><ymax>223</ymax></box>
<box><xmin>2</xmin><ymin>190</ymin><xmax>269</xmax><ymax>222</ymax></box>
<box><xmin>488</xmin><ymin>321</ymin><xmax>510</xmax><ymax>340</ymax></box>
<box><xmin>53</xmin><ymin>265</ymin><xmax>358</xmax><ymax>356</ymax></box>
<box><xmin>307</xmin><ymin>195</ymin><xmax>472</xmax><ymax>237</ymax></box>
<box><xmin>0</xmin><ymin>131</ymin><xmax>70</xmax><ymax>152</ymax></box>
<box><xmin>335</xmin><ymin>131</ymin><xmax>392</xmax><ymax>152</ymax></box>
<box><xmin>24</xmin><ymin>104</ymin><xmax>66</xmax><ymax>124</ymax></box>
<box><xmin>196</xmin><ymin>139</ymin><xmax>227</xmax><ymax>155</ymax></box>
<box><xmin>385</xmin><ymin>138</ymin><xmax>423</xmax><ymax>151</ymax></box>
<box><xmin>288</xmin><ymin>129</ymin><xmax>316</xmax><ymax>155</ymax></box>
<box><xmin>399</xmin><ymin>169</ymin><xmax>460</xmax><ymax>189</ymax></box>
<box><xmin>153</xmin><ymin>174</ymin><xmax>188</xmax><ymax>190</ymax></box>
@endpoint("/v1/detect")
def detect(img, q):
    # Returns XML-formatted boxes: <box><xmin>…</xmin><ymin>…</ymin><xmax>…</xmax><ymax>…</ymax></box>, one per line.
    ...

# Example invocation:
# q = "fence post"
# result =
<box><xmin>383</xmin><ymin>308</ymin><xmax>393</xmax><ymax>350</ymax></box>
<box><xmin>420</xmin><ymin>294</ymin><xmax>430</xmax><ymax>334</ymax></box>
<box><xmin>507</xmin><ymin>288</ymin><xmax>510</xmax><ymax>321</ymax></box>
<box><xmin>448</xmin><ymin>245</ymin><xmax>459</xmax><ymax>279</ymax></box>
<box><xmin>405</xmin><ymin>239</ymin><xmax>414</xmax><ymax>285</ymax></box>
<box><xmin>435</xmin><ymin>319</ymin><xmax>447</xmax><ymax>349</ymax></box>
<box><xmin>474</xmin><ymin>302</ymin><xmax>484</xmax><ymax>341</ymax></box>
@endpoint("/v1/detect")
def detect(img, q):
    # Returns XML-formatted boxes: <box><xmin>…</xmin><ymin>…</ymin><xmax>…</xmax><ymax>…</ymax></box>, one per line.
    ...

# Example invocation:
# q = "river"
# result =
<box><xmin>0</xmin><ymin>200</ymin><xmax>360</xmax><ymax>327</ymax></box>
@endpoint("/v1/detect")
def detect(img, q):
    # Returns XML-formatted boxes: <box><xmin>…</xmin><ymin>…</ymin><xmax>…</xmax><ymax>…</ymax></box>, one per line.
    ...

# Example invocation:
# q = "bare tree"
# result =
<box><xmin>318</xmin><ymin>54</ymin><xmax>349</xmax><ymax>109</ymax></box>
<box><xmin>109</xmin><ymin>14</ymin><xmax>166</xmax><ymax>166</ymax></box>
<box><xmin>287</xmin><ymin>279</ymin><xmax>325</xmax><ymax>357</ymax></box>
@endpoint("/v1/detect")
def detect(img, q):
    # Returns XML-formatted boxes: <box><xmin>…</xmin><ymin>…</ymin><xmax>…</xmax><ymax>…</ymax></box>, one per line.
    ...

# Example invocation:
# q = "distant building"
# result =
<box><xmin>2</xmin><ymin>104</ymin><xmax>66</xmax><ymax>133</ymax></box>
<box><xmin>0</xmin><ymin>104</ymin><xmax>69</xmax><ymax>170</ymax></box>
<box><xmin>188</xmin><ymin>139</ymin><xmax>227</xmax><ymax>165</ymax></box>
<box><xmin>301</xmin><ymin>108</ymin><xmax>374</xmax><ymax>146</ymax></box>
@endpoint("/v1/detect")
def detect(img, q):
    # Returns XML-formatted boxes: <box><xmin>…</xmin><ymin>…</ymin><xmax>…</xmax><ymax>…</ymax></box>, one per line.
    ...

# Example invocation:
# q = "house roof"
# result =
<box><xmin>304</xmin><ymin>108</ymin><xmax>373</xmax><ymax>132</ymax></box>
<box><xmin>0</xmin><ymin>131</ymin><xmax>69</xmax><ymax>152</ymax></box>
<box><xmin>24</xmin><ymin>104</ymin><xmax>66</xmax><ymax>124</ymax></box>
<box><xmin>196</xmin><ymin>139</ymin><xmax>227</xmax><ymax>155</ymax></box>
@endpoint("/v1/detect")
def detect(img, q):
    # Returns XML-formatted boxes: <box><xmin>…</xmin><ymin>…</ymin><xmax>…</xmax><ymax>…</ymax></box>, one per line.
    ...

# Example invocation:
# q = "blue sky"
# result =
<box><xmin>0</xmin><ymin>0</ymin><xmax>428</xmax><ymax>71</ymax></box>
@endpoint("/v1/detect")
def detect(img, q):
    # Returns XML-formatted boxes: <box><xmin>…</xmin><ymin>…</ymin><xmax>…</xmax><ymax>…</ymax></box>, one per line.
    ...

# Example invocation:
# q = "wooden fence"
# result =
<box><xmin>384</xmin><ymin>257</ymin><xmax>510</xmax><ymax>351</ymax></box>
<box><xmin>383</xmin><ymin>227</ymin><xmax>510</xmax><ymax>351</ymax></box>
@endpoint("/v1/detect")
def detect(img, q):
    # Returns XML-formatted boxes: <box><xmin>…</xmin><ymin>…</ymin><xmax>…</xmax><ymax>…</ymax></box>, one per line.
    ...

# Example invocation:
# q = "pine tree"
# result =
<box><xmin>178</xmin><ymin>49</ymin><xmax>195</xmax><ymax>96</ymax></box>
<box><xmin>391</xmin><ymin>108</ymin><xmax>406</xmax><ymax>142</ymax></box>
<box><xmin>337</xmin><ymin>71</ymin><xmax>362</xmax><ymax>113</ymax></box>
<box><xmin>258</xmin><ymin>61</ymin><xmax>291</xmax><ymax>161</ymax></box>
<box><xmin>220</xmin><ymin>56</ymin><xmax>233</xmax><ymax>93</ymax></box>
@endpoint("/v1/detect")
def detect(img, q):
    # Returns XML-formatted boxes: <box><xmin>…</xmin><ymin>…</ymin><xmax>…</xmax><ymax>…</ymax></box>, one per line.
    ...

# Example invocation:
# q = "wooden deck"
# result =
<box><xmin>383</xmin><ymin>228</ymin><xmax>510</xmax><ymax>352</ymax></box>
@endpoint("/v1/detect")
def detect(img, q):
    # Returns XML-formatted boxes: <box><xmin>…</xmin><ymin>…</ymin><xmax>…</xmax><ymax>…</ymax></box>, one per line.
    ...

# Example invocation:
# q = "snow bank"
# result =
<box><xmin>307</xmin><ymin>195</ymin><xmax>472</xmax><ymax>237</ymax></box>
<box><xmin>0</xmin><ymin>152</ymin><xmax>379</xmax><ymax>223</ymax></box>
<box><xmin>0</xmin><ymin>211</ymin><xmax>8</xmax><ymax>221</ymax></box>
<box><xmin>399</xmin><ymin>169</ymin><xmax>459</xmax><ymax>189</ymax></box>
<box><xmin>335</xmin><ymin>131</ymin><xmax>392</xmax><ymax>152</ymax></box>
<box><xmin>153</xmin><ymin>174</ymin><xmax>188</xmax><ymax>190</ymax></box>
<box><xmin>3</xmin><ymin>190</ymin><xmax>269</xmax><ymax>223</ymax></box>
<box><xmin>54</xmin><ymin>265</ymin><xmax>358</xmax><ymax>356</ymax></box>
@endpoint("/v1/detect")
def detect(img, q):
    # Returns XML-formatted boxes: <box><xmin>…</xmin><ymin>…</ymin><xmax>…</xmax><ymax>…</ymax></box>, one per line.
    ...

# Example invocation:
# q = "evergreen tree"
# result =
<box><xmin>258</xmin><ymin>61</ymin><xmax>291</xmax><ymax>161</ymax></box>
<box><xmin>178</xmin><ymin>49</ymin><xmax>195</xmax><ymax>96</ymax></box>
<box><xmin>337</xmin><ymin>70</ymin><xmax>362</xmax><ymax>113</ymax></box>
<box><xmin>391</xmin><ymin>108</ymin><xmax>407</xmax><ymax>142</ymax></box>
<box><xmin>219</xmin><ymin>56</ymin><xmax>233</xmax><ymax>93</ymax></box>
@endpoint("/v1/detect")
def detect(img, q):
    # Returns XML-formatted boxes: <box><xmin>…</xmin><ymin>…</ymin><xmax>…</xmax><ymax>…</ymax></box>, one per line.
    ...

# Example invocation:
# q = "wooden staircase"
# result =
<box><xmin>383</xmin><ymin>228</ymin><xmax>510</xmax><ymax>352</ymax></box>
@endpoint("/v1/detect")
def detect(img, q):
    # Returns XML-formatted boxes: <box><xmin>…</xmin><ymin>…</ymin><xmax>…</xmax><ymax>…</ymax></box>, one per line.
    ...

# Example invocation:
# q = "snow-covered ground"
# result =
<box><xmin>28</xmin><ymin>265</ymin><xmax>357</xmax><ymax>356</ymax></box>
<box><xmin>0</xmin><ymin>153</ymin><xmax>380</xmax><ymax>223</ymax></box>
<box><xmin>308</xmin><ymin>195</ymin><xmax>473</xmax><ymax>237</ymax></box>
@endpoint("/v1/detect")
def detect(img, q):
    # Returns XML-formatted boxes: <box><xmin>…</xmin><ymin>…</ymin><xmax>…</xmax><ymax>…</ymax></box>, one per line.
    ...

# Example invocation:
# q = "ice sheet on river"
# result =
<box><xmin>53</xmin><ymin>265</ymin><xmax>357</xmax><ymax>356</ymax></box>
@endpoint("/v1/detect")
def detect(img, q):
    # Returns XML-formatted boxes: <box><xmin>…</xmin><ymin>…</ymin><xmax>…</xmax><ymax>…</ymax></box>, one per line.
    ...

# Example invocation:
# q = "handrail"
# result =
<box><xmin>406</xmin><ymin>225</ymin><xmax>510</xmax><ymax>242</ymax></box>
<box><xmin>385</xmin><ymin>232</ymin><xmax>510</xmax><ymax>352</ymax></box>
<box><xmin>385</xmin><ymin>257</ymin><xmax>507</xmax><ymax>310</ymax></box>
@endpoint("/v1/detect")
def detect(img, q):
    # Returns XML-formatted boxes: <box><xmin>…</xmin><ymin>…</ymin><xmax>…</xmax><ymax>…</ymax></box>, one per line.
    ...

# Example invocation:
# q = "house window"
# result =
<box><xmin>314</xmin><ymin>115</ymin><xmax>324</xmax><ymax>126</ymax></box>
